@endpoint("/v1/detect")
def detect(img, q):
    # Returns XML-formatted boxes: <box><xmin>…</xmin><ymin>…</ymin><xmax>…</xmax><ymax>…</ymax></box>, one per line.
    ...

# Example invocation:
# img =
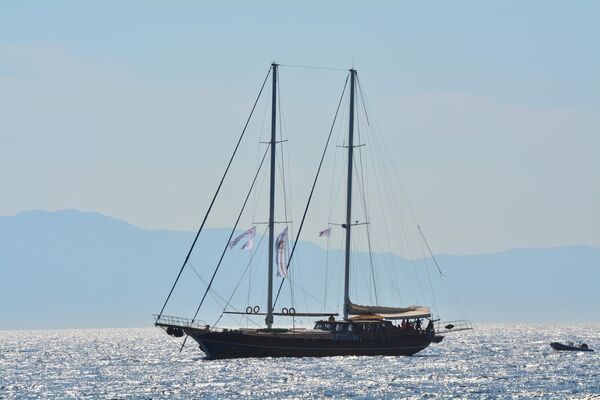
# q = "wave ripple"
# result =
<box><xmin>1</xmin><ymin>324</ymin><xmax>599</xmax><ymax>398</ymax></box>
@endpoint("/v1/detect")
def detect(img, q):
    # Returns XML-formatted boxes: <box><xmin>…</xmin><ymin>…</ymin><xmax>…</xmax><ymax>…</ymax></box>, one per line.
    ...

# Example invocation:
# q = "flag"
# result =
<box><xmin>318</xmin><ymin>227</ymin><xmax>331</xmax><ymax>237</ymax></box>
<box><xmin>240</xmin><ymin>235</ymin><xmax>254</xmax><ymax>250</ymax></box>
<box><xmin>229</xmin><ymin>226</ymin><xmax>256</xmax><ymax>249</ymax></box>
<box><xmin>276</xmin><ymin>227</ymin><xmax>288</xmax><ymax>278</ymax></box>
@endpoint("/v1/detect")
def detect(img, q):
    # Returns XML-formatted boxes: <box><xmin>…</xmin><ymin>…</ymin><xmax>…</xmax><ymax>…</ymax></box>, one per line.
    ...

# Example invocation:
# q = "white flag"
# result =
<box><xmin>240</xmin><ymin>235</ymin><xmax>254</xmax><ymax>250</ymax></box>
<box><xmin>276</xmin><ymin>227</ymin><xmax>288</xmax><ymax>278</ymax></box>
<box><xmin>229</xmin><ymin>226</ymin><xmax>256</xmax><ymax>249</ymax></box>
<box><xmin>318</xmin><ymin>227</ymin><xmax>331</xmax><ymax>237</ymax></box>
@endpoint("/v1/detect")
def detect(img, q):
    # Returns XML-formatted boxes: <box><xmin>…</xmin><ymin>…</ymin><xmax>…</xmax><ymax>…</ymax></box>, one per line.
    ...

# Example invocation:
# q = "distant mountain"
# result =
<box><xmin>1</xmin><ymin>210</ymin><xmax>598</xmax><ymax>329</ymax></box>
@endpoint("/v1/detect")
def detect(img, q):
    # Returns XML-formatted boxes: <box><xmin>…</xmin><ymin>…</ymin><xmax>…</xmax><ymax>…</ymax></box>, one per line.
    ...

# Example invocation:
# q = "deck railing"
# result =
<box><xmin>153</xmin><ymin>314</ymin><xmax>207</xmax><ymax>329</ymax></box>
<box><xmin>436</xmin><ymin>319</ymin><xmax>473</xmax><ymax>334</ymax></box>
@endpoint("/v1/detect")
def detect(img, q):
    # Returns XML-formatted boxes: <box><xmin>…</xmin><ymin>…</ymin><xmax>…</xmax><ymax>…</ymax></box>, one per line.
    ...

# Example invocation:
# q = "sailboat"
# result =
<box><xmin>155</xmin><ymin>63</ymin><xmax>462</xmax><ymax>359</ymax></box>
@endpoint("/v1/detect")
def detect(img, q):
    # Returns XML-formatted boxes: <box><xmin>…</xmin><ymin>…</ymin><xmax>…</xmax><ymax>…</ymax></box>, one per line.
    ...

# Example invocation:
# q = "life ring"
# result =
<box><xmin>289</xmin><ymin>307</ymin><xmax>296</xmax><ymax>315</ymax></box>
<box><xmin>282</xmin><ymin>307</ymin><xmax>288</xmax><ymax>315</ymax></box>
<box><xmin>246</xmin><ymin>306</ymin><xmax>253</xmax><ymax>314</ymax></box>
<box><xmin>253</xmin><ymin>305</ymin><xmax>260</xmax><ymax>314</ymax></box>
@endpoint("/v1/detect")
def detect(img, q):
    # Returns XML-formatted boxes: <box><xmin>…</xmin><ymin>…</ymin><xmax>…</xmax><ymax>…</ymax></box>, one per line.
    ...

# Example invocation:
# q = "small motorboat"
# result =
<box><xmin>550</xmin><ymin>341</ymin><xmax>594</xmax><ymax>352</ymax></box>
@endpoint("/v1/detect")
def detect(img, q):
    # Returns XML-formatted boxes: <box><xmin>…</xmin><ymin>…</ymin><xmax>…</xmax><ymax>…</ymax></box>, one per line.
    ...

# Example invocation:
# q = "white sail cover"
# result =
<box><xmin>347</xmin><ymin>302</ymin><xmax>430</xmax><ymax>319</ymax></box>
<box><xmin>376</xmin><ymin>307</ymin><xmax>431</xmax><ymax>319</ymax></box>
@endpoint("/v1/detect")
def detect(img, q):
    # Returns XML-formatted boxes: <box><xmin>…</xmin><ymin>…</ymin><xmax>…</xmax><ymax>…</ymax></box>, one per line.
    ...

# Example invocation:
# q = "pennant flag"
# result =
<box><xmin>229</xmin><ymin>226</ymin><xmax>256</xmax><ymax>249</ymax></box>
<box><xmin>276</xmin><ymin>227</ymin><xmax>288</xmax><ymax>278</ymax></box>
<box><xmin>318</xmin><ymin>227</ymin><xmax>331</xmax><ymax>237</ymax></box>
<box><xmin>240</xmin><ymin>235</ymin><xmax>254</xmax><ymax>251</ymax></box>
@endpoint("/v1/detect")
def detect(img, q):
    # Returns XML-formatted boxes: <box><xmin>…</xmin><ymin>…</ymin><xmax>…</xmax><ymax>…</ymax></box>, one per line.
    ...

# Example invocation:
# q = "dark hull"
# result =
<box><xmin>432</xmin><ymin>334</ymin><xmax>444</xmax><ymax>343</ymax></box>
<box><xmin>182</xmin><ymin>327</ymin><xmax>433</xmax><ymax>360</ymax></box>
<box><xmin>550</xmin><ymin>342</ymin><xmax>593</xmax><ymax>352</ymax></box>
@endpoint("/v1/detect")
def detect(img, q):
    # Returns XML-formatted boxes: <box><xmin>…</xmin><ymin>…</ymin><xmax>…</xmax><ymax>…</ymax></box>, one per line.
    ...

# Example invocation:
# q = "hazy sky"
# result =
<box><xmin>2</xmin><ymin>1</ymin><xmax>599</xmax><ymax>255</ymax></box>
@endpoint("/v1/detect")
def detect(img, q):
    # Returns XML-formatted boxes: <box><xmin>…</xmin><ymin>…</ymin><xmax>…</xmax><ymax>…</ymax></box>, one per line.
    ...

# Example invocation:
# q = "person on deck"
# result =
<box><xmin>426</xmin><ymin>319</ymin><xmax>434</xmax><ymax>333</ymax></box>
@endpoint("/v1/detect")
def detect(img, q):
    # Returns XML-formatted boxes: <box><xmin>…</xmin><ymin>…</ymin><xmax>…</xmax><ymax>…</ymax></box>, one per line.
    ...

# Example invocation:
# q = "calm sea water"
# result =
<box><xmin>1</xmin><ymin>324</ymin><xmax>599</xmax><ymax>399</ymax></box>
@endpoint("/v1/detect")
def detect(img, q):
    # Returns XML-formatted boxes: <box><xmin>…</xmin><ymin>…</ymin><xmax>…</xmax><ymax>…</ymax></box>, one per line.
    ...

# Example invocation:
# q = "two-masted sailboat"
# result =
<box><xmin>155</xmin><ymin>63</ymin><xmax>448</xmax><ymax>359</ymax></box>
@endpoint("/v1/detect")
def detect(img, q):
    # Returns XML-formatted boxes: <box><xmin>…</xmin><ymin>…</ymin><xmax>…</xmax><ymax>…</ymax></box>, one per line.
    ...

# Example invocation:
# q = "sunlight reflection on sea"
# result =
<box><xmin>1</xmin><ymin>324</ymin><xmax>599</xmax><ymax>399</ymax></box>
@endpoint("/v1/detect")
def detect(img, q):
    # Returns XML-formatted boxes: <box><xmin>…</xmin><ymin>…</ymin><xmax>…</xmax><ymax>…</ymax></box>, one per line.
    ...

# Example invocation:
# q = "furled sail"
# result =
<box><xmin>347</xmin><ymin>302</ymin><xmax>430</xmax><ymax>319</ymax></box>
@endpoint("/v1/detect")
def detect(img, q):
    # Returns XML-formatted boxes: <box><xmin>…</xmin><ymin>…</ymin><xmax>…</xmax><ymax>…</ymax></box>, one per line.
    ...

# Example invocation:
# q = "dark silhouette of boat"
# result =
<box><xmin>154</xmin><ymin>63</ymin><xmax>470</xmax><ymax>359</ymax></box>
<box><xmin>159</xmin><ymin>318</ymin><xmax>434</xmax><ymax>359</ymax></box>
<box><xmin>550</xmin><ymin>341</ymin><xmax>593</xmax><ymax>352</ymax></box>
<box><xmin>432</xmin><ymin>335</ymin><xmax>444</xmax><ymax>343</ymax></box>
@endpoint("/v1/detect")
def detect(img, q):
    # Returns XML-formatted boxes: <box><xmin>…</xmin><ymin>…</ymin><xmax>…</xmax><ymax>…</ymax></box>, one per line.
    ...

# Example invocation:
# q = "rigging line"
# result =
<box><xmin>357</xmin><ymin>83</ymin><xmax>422</xmax><ymax>303</ymax></box>
<box><xmin>442</xmin><ymin>277</ymin><xmax>469</xmax><ymax>321</ymax></box>
<box><xmin>355</xmin><ymin>156</ymin><xmax>379</xmax><ymax>305</ymax></box>
<box><xmin>419</xmin><ymin>238</ymin><xmax>439</xmax><ymax>316</ymax></box>
<box><xmin>354</xmin><ymin>103</ymin><xmax>377</xmax><ymax>302</ymax></box>
<box><xmin>252</xmin><ymin>85</ymin><xmax>272</xmax><ymax>219</ymax></box>
<box><xmin>275</xmin><ymin>75</ymin><xmax>298</xmax><ymax>310</ymax></box>
<box><xmin>354</xmin><ymin>105</ymin><xmax>379</xmax><ymax>306</ymax></box>
<box><xmin>191</xmin><ymin>145</ymin><xmax>270</xmax><ymax>322</ymax></box>
<box><xmin>359</xmin><ymin>81</ymin><xmax>421</xmax><ymax>227</ymax></box>
<box><xmin>188</xmin><ymin>262</ymin><xmax>228</xmax><ymax>309</ymax></box>
<box><xmin>323</xmin><ymin>90</ymin><xmax>346</xmax><ymax>313</ymax></box>
<box><xmin>322</xmin><ymin>233</ymin><xmax>330</xmax><ymax>312</ymax></box>
<box><xmin>212</xmin><ymin>226</ymin><xmax>269</xmax><ymax>329</ymax></box>
<box><xmin>366</xmin><ymin>113</ymin><xmax>426</xmax><ymax>302</ymax></box>
<box><xmin>417</xmin><ymin>225</ymin><xmax>445</xmax><ymax>277</ymax></box>
<box><xmin>362</xmin><ymin>127</ymin><xmax>404</xmax><ymax>301</ymax></box>
<box><xmin>279</xmin><ymin>63</ymin><xmax>348</xmax><ymax>72</ymax></box>
<box><xmin>328</xmin><ymin>92</ymin><xmax>350</xmax><ymax>226</ymax></box>
<box><xmin>276</xmin><ymin>76</ymin><xmax>290</xmax><ymax>234</ymax></box>
<box><xmin>157</xmin><ymin>66</ymin><xmax>272</xmax><ymax>320</ymax></box>
<box><xmin>361</xmin><ymin>89</ymin><xmax>440</xmax><ymax>310</ymax></box>
<box><xmin>272</xmin><ymin>73</ymin><xmax>350</xmax><ymax>309</ymax></box>
<box><xmin>188</xmin><ymin>262</ymin><xmax>262</xmax><ymax>329</ymax></box>
<box><xmin>179</xmin><ymin>145</ymin><xmax>270</xmax><ymax>351</ymax></box>
<box><xmin>216</xmin><ymin>309</ymin><xmax>263</xmax><ymax>330</ymax></box>
<box><xmin>371</xmin><ymin>159</ymin><xmax>409</xmax><ymax>303</ymax></box>
<box><xmin>356</xmin><ymin>77</ymin><xmax>371</xmax><ymax>127</ymax></box>
<box><xmin>287</xmin><ymin>276</ymin><xmax>333</xmax><ymax>310</ymax></box>
<box><xmin>330</xmin><ymin>235</ymin><xmax>345</xmax><ymax>312</ymax></box>
<box><xmin>418</xmin><ymin>223</ymin><xmax>469</xmax><ymax>320</ymax></box>
<box><xmin>222</xmin><ymin>226</ymin><xmax>269</xmax><ymax>313</ymax></box>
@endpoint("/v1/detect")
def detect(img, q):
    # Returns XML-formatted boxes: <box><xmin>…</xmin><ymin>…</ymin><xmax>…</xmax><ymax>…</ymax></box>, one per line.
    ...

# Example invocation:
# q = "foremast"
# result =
<box><xmin>266</xmin><ymin>62</ymin><xmax>278</xmax><ymax>329</ymax></box>
<box><xmin>343</xmin><ymin>68</ymin><xmax>357</xmax><ymax>321</ymax></box>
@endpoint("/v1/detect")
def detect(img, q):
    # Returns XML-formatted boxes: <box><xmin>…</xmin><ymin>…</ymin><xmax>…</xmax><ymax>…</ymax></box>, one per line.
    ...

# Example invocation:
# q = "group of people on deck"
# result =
<box><xmin>398</xmin><ymin>318</ymin><xmax>435</xmax><ymax>333</ymax></box>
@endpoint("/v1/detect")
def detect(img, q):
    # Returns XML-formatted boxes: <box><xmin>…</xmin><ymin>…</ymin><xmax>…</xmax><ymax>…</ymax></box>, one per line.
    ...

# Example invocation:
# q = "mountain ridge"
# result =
<box><xmin>1</xmin><ymin>209</ymin><xmax>598</xmax><ymax>329</ymax></box>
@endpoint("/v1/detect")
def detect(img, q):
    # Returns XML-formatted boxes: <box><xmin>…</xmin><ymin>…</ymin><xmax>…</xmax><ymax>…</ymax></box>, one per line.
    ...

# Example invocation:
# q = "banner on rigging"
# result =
<box><xmin>276</xmin><ymin>227</ymin><xmax>288</xmax><ymax>277</ymax></box>
<box><xmin>229</xmin><ymin>226</ymin><xmax>256</xmax><ymax>250</ymax></box>
<box><xmin>318</xmin><ymin>227</ymin><xmax>331</xmax><ymax>237</ymax></box>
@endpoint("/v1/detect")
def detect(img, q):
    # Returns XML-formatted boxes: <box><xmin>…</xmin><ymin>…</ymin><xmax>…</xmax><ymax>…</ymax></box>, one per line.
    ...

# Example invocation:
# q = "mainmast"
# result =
<box><xmin>266</xmin><ymin>62</ymin><xmax>278</xmax><ymax>329</ymax></box>
<box><xmin>343</xmin><ymin>68</ymin><xmax>356</xmax><ymax>321</ymax></box>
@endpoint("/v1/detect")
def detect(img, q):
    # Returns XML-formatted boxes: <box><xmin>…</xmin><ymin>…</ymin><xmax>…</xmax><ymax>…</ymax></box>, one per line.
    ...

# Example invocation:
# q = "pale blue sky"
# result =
<box><xmin>1</xmin><ymin>1</ymin><xmax>599</xmax><ymax>254</ymax></box>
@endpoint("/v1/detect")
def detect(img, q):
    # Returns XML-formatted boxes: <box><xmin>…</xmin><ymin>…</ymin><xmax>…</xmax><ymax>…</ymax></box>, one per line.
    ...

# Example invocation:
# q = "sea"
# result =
<box><xmin>1</xmin><ymin>324</ymin><xmax>599</xmax><ymax>399</ymax></box>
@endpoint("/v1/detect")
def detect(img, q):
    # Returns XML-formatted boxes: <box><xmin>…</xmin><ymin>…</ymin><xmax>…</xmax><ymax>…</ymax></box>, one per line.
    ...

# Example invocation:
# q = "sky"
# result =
<box><xmin>1</xmin><ymin>1</ymin><xmax>599</xmax><ymax>255</ymax></box>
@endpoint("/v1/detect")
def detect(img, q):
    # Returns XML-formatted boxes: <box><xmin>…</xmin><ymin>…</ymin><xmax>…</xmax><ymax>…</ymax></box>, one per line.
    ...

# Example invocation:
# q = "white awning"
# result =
<box><xmin>377</xmin><ymin>306</ymin><xmax>431</xmax><ymax>320</ymax></box>
<box><xmin>347</xmin><ymin>301</ymin><xmax>430</xmax><ymax>319</ymax></box>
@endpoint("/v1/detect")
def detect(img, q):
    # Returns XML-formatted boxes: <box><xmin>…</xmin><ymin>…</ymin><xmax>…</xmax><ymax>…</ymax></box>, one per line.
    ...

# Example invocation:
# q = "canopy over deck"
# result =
<box><xmin>347</xmin><ymin>302</ymin><xmax>431</xmax><ymax>320</ymax></box>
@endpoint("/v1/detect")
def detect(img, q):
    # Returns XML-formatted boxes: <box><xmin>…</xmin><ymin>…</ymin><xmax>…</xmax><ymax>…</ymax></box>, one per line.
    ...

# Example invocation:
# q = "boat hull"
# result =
<box><xmin>550</xmin><ymin>342</ymin><xmax>594</xmax><ymax>352</ymax></box>
<box><xmin>182</xmin><ymin>327</ymin><xmax>433</xmax><ymax>359</ymax></box>
<box><xmin>431</xmin><ymin>334</ymin><xmax>444</xmax><ymax>343</ymax></box>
